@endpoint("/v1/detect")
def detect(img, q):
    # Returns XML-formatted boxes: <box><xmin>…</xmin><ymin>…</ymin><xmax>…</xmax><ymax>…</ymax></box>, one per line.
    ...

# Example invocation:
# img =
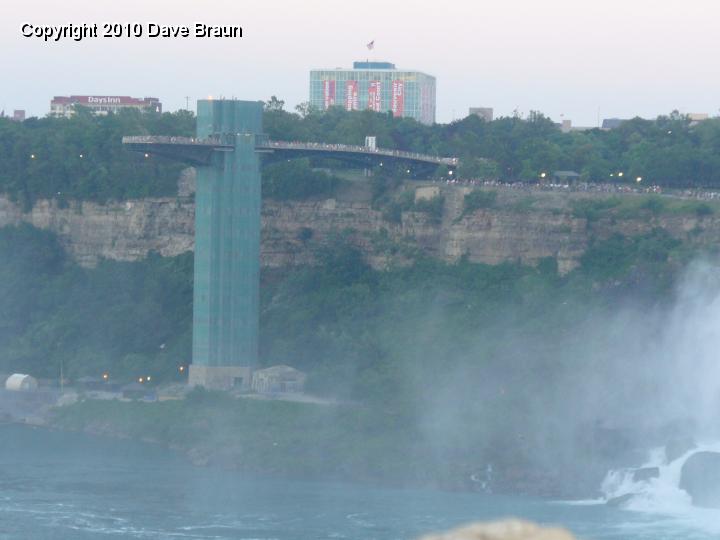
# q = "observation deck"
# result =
<box><xmin>122</xmin><ymin>135</ymin><xmax>458</xmax><ymax>172</ymax></box>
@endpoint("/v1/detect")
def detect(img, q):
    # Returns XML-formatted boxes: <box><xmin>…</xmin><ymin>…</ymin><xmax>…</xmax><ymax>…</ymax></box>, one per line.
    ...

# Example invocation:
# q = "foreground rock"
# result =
<box><xmin>679</xmin><ymin>451</ymin><xmax>720</xmax><ymax>508</ymax></box>
<box><xmin>417</xmin><ymin>519</ymin><xmax>576</xmax><ymax>540</ymax></box>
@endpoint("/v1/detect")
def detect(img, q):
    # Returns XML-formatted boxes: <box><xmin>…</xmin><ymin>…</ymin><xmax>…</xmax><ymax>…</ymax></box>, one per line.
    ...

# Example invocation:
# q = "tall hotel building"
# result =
<box><xmin>309</xmin><ymin>61</ymin><xmax>436</xmax><ymax>125</ymax></box>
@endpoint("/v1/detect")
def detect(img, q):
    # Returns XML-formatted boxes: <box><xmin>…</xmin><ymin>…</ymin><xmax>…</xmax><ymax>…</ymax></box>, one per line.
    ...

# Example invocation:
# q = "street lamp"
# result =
<box><xmin>636</xmin><ymin>176</ymin><xmax>643</xmax><ymax>183</ymax></box>
<box><xmin>618</xmin><ymin>172</ymin><xmax>624</xmax><ymax>178</ymax></box>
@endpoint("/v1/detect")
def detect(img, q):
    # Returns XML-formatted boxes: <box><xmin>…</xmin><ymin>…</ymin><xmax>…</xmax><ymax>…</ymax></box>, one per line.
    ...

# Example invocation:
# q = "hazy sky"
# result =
<box><xmin>2</xmin><ymin>0</ymin><xmax>719</xmax><ymax>125</ymax></box>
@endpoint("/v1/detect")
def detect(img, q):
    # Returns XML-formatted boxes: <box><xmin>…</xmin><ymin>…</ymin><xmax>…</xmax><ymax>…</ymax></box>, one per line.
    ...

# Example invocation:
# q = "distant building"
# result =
<box><xmin>0</xmin><ymin>110</ymin><xmax>26</xmax><ymax>122</ymax></box>
<box><xmin>601</xmin><ymin>118</ymin><xmax>628</xmax><ymax>130</ymax></box>
<box><xmin>557</xmin><ymin>119</ymin><xmax>594</xmax><ymax>133</ymax></box>
<box><xmin>251</xmin><ymin>365</ymin><xmax>306</xmax><ymax>394</ymax></box>
<box><xmin>5</xmin><ymin>374</ymin><xmax>38</xmax><ymax>391</ymax></box>
<box><xmin>688</xmin><ymin>113</ymin><xmax>709</xmax><ymax>126</ymax></box>
<box><xmin>469</xmin><ymin>107</ymin><xmax>494</xmax><ymax>122</ymax></box>
<box><xmin>50</xmin><ymin>96</ymin><xmax>162</xmax><ymax>117</ymax></box>
<box><xmin>310</xmin><ymin>61</ymin><xmax>436</xmax><ymax>124</ymax></box>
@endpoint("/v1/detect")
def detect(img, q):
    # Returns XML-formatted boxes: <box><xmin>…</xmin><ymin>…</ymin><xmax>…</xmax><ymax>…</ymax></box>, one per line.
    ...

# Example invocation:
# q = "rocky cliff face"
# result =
<box><xmin>0</xmin><ymin>196</ymin><xmax>195</xmax><ymax>267</ymax></box>
<box><xmin>1</xmin><ymin>185</ymin><xmax>718</xmax><ymax>272</ymax></box>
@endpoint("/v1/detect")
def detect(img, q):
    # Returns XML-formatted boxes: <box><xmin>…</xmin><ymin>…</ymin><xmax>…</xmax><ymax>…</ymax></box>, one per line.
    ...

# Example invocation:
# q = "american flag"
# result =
<box><xmin>367</xmin><ymin>40</ymin><xmax>375</xmax><ymax>50</ymax></box>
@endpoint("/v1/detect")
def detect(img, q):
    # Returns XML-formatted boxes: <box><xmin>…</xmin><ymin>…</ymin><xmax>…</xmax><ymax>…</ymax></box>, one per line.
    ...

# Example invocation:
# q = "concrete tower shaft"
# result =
<box><xmin>189</xmin><ymin>100</ymin><xmax>263</xmax><ymax>389</ymax></box>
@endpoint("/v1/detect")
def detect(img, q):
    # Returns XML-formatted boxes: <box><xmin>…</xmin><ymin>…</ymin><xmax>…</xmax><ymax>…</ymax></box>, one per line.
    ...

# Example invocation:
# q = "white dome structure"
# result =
<box><xmin>5</xmin><ymin>374</ymin><xmax>38</xmax><ymax>391</ymax></box>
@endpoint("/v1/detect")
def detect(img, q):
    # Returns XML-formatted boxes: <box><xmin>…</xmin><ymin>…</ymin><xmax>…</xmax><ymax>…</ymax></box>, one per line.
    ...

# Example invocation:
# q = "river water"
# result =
<box><xmin>1</xmin><ymin>424</ymin><xmax>718</xmax><ymax>540</ymax></box>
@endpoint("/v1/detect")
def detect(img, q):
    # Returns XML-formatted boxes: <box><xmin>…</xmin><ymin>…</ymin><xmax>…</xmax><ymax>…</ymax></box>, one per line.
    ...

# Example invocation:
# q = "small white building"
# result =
<box><xmin>5</xmin><ymin>374</ymin><xmax>38</xmax><ymax>391</ymax></box>
<box><xmin>251</xmin><ymin>365</ymin><xmax>306</xmax><ymax>394</ymax></box>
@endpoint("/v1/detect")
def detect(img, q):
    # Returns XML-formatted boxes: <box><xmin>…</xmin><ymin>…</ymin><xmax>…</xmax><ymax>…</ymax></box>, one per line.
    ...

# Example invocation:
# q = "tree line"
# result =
<box><xmin>3</xmin><ymin>104</ymin><xmax>720</xmax><ymax>209</ymax></box>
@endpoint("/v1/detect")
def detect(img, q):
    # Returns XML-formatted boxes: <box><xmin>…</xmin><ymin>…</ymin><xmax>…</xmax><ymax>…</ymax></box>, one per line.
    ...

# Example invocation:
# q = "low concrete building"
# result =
<box><xmin>5</xmin><ymin>374</ymin><xmax>38</xmax><ymax>391</ymax></box>
<box><xmin>50</xmin><ymin>95</ymin><xmax>161</xmax><ymax>117</ymax></box>
<box><xmin>189</xmin><ymin>365</ymin><xmax>252</xmax><ymax>392</ymax></box>
<box><xmin>251</xmin><ymin>365</ymin><xmax>306</xmax><ymax>394</ymax></box>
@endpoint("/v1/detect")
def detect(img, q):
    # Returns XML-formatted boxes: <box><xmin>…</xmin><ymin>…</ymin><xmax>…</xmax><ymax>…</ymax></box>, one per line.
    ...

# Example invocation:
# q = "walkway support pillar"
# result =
<box><xmin>189</xmin><ymin>100</ymin><xmax>263</xmax><ymax>390</ymax></box>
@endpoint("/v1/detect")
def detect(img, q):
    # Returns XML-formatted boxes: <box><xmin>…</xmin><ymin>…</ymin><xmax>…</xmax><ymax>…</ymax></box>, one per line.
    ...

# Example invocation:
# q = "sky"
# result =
<box><xmin>1</xmin><ymin>0</ymin><xmax>719</xmax><ymax>125</ymax></box>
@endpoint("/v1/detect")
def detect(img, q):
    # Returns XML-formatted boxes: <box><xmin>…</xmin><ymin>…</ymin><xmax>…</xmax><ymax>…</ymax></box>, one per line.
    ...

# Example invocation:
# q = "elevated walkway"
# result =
<box><xmin>122</xmin><ymin>136</ymin><xmax>458</xmax><ymax>173</ymax></box>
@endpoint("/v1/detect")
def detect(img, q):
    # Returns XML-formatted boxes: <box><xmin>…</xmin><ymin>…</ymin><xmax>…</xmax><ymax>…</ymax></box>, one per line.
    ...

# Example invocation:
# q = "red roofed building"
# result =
<box><xmin>50</xmin><ymin>96</ymin><xmax>162</xmax><ymax>117</ymax></box>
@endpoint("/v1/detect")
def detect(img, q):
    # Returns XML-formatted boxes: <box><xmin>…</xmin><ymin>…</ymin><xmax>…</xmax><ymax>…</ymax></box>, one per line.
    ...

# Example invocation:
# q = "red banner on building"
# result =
<box><xmin>391</xmin><ymin>80</ymin><xmax>404</xmax><ymax>117</ymax></box>
<box><xmin>323</xmin><ymin>80</ymin><xmax>336</xmax><ymax>109</ymax></box>
<box><xmin>367</xmin><ymin>81</ymin><xmax>382</xmax><ymax>112</ymax></box>
<box><xmin>345</xmin><ymin>80</ymin><xmax>359</xmax><ymax>111</ymax></box>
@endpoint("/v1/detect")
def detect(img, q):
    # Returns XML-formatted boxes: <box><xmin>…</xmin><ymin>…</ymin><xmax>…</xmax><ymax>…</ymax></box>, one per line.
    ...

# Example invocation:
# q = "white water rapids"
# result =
<box><xmin>597</xmin><ymin>442</ymin><xmax>720</xmax><ymax>534</ymax></box>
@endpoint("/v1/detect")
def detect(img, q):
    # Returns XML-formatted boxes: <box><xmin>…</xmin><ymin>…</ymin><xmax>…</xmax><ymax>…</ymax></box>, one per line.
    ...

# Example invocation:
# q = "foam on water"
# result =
<box><xmin>599</xmin><ymin>441</ymin><xmax>720</xmax><ymax>534</ymax></box>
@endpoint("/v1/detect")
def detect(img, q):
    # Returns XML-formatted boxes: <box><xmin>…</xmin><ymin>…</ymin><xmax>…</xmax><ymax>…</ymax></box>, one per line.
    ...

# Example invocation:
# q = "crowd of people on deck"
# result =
<box><xmin>269</xmin><ymin>141</ymin><xmax>458</xmax><ymax>165</ymax></box>
<box><xmin>432</xmin><ymin>178</ymin><xmax>720</xmax><ymax>201</ymax></box>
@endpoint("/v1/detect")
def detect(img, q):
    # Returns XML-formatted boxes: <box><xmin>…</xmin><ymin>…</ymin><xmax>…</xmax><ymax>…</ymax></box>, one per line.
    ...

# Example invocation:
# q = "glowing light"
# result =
<box><xmin>144</xmin><ymin>153</ymin><xmax>149</xmax><ymax>158</ymax></box>
<box><xmin>30</xmin><ymin>154</ymin><xmax>35</xmax><ymax>159</ymax></box>
<box><xmin>138</xmin><ymin>377</ymin><xmax>144</xmax><ymax>383</ymax></box>
<box><xmin>636</xmin><ymin>176</ymin><xmax>643</xmax><ymax>183</ymax></box>
<box><xmin>618</xmin><ymin>172</ymin><xmax>624</xmax><ymax>177</ymax></box>
<box><xmin>102</xmin><ymin>373</ymin><xmax>109</xmax><ymax>380</ymax></box>
<box><xmin>146</xmin><ymin>376</ymin><xmax>152</xmax><ymax>382</ymax></box>
<box><xmin>79</xmin><ymin>154</ymin><xmax>83</xmax><ymax>158</ymax></box>
<box><xmin>540</xmin><ymin>172</ymin><xmax>547</xmax><ymax>178</ymax></box>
